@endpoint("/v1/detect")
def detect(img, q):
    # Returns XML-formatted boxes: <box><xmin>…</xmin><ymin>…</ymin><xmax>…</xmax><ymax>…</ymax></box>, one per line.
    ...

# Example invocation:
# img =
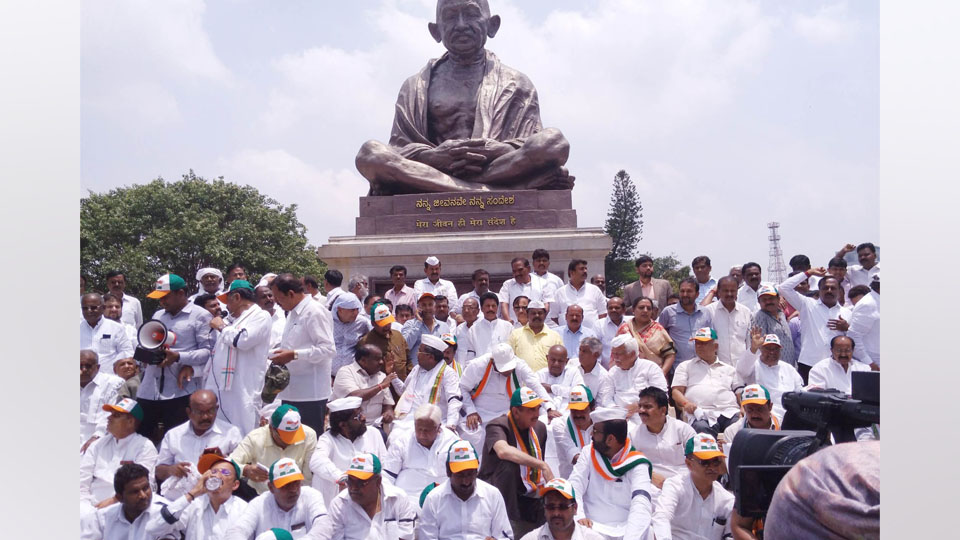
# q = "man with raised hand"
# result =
<box><xmin>419</xmin><ymin>439</ymin><xmax>514</xmax><ymax>540</ymax></box>
<box><xmin>569</xmin><ymin>407</ymin><xmax>653</xmax><ymax>540</ymax></box>
<box><xmin>735</xmin><ymin>329</ymin><xmax>804</xmax><ymax>420</ymax></box>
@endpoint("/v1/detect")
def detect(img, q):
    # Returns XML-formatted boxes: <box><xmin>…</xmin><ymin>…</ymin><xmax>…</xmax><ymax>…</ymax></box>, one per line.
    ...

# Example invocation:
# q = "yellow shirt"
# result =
<box><xmin>508</xmin><ymin>325</ymin><xmax>562</xmax><ymax>372</ymax></box>
<box><xmin>229</xmin><ymin>424</ymin><xmax>317</xmax><ymax>494</ymax></box>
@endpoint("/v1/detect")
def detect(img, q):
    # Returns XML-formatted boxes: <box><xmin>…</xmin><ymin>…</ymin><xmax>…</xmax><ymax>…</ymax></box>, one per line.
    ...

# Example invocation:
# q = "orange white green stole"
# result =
<box><xmin>566</xmin><ymin>416</ymin><xmax>589</xmax><ymax>449</ymax></box>
<box><xmin>591</xmin><ymin>437</ymin><xmax>652</xmax><ymax>480</ymax></box>
<box><xmin>508</xmin><ymin>410</ymin><xmax>544</xmax><ymax>493</ymax></box>
<box><xmin>470</xmin><ymin>359</ymin><xmax>520</xmax><ymax>400</ymax></box>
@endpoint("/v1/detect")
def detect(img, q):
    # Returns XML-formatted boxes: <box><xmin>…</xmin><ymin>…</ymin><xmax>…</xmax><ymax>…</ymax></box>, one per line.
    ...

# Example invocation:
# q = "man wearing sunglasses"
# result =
<box><xmin>651</xmin><ymin>434</ymin><xmax>734</xmax><ymax>540</ymax></box>
<box><xmin>520</xmin><ymin>478</ymin><xmax>603</xmax><ymax>540</ymax></box>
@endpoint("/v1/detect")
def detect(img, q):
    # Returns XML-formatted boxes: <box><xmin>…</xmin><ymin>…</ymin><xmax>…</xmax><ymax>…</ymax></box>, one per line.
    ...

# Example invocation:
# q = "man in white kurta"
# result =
<box><xmin>310</xmin><ymin>453</ymin><xmax>418</xmax><ymax>540</ymax></box>
<box><xmin>80</xmin><ymin>464</ymin><xmax>169</xmax><ymax>540</ymax></box>
<box><xmin>310</xmin><ymin>396</ymin><xmax>388</xmax><ymax>507</ymax></box>
<box><xmin>807</xmin><ymin>335</ymin><xmax>872</xmax><ymax>393</ymax></box>
<box><xmin>458</xmin><ymin>343</ymin><xmax>555</xmax><ymax>456</ymax></box>
<box><xmin>651</xmin><ymin>434</ymin><xmax>734</xmax><ymax>540</ymax></box>
<box><xmin>255</xmin><ymin>284</ymin><xmax>287</xmax><ymax>350</ymax></box>
<box><xmin>630</xmin><ymin>387</ymin><xmax>696</xmax><ymax>481</ymax></box>
<box><xmin>383</xmin><ymin>405</ymin><xmax>460</xmax><ymax>507</ymax></box>
<box><xmin>415</xmin><ymin>256</ymin><xmax>461</xmax><ymax>314</ymax></box>
<box><xmin>701</xmin><ymin>277</ymin><xmax>752</xmax><ymax>366</ymax></box>
<box><xmin>672</xmin><ymin>328</ymin><xmax>742</xmax><ymax>432</ymax></box>
<box><xmin>80</xmin><ymin>293</ymin><xmax>135</xmax><ymax>373</ymax></box>
<box><xmin>537</xmin><ymin>344</ymin><xmax>585</xmax><ymax>411</ymax></box>
<box><xmin>569</xmin><ymin>337</ymin><xmax>615</xmax><ymax>408</ymax></box>
<box><xmin>80</xmin><ymin>350</ymin><xmax>125</xmax><ymax>450</ymax></box>
<box><xmin>569</xmin><ymin>408</ymin><xmax>653</xmax><ymax>540</ymax></box>
<box><xmin>206</xmin><ymin>281</ymin><xmax>274</xmax><ymax>435</ymax></box>
<box><xmin>778</xmin><ymin>269</ymin><xmax>852</xmax><ymax>381</ymax></box>
<box><xmin>418</xmin><ymin>439</ymin><xmax>514</xmax><ymax>540</ymax></box>
<box><xmin>80</xmin><ymin>398</ymin><xmax>159</xmax><ymax>507</ymax></box>
<box><xmin>551</xmin><ymin>385</ymin><xmax>595</xmax><ymax>479</ymax></box>
<box><xmin>470</xmin><ymin>291</ymin><xmax>515</xmax><ymax>356</ymax></box>
<box><xmin>225</xmin><ymin>458</ymin><xmax>327</xmax><ymax>539</ymax></box>
<box><xmin>735</xmin><ymin>332</ymin><xmax>804</xmax><ymax>419</ymax></box>
<box><xmin>393</xmin><ymin>334</ymin><xmax>463</xmax><ymax>433</ymax></box>
<box><xmin>606</xmin><ymin>334</ymin><xmax>668</xmax><ymax>423</ymax></box>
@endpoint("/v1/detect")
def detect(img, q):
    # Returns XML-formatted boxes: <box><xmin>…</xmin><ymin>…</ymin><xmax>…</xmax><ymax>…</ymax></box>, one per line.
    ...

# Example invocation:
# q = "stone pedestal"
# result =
<box><xmin>316</xmin><ymin>189</ymin><xmax>612</xmax><ymax>294</ymax></box>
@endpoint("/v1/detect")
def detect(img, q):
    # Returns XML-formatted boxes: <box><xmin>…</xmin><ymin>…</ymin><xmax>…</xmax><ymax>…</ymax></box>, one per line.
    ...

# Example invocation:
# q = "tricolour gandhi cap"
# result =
<box><xmin>270</xmin><ymin>404</ymin><xmax>305</xmax><ymax>445</ymax></box>
<box><xmin>345</xmin><ymin>453</ymin><xmax>382</xmax><ymax>480</ymax></box>
<box><xmin>269</xmin><ymin>457</ymin><xmax>304</xmax><ymax>488</ymax></box>
<box><xmin>511</xmin><ymin>386</ymin><xmax>543</xmax><ymax>408</ymax></box>
<box><xmin>441</xmin><ymin>333</ymin><xmax>457</xmax><ymax>347</ymax></box>
<box><xmin>690</xmin><ymin>327</ymin><xmax>718</xmax><ymax>342</ymax></box>
<box><xmin>370</xmin><ymin>303</ymin><xmax>395</xmax><ymax>327</ymax></box>
<box><xmin>217</xmin><ymin>279</ymin><xmax>254</xmax><ymax>302</ymax></box>
<box><xmin>757</xmin><ymin>283</ymin><xmax>779</xmax><ymax>297</ymax></box>
<box><xmin>539</xmin><ymin>478</ymin><xmax>576</xmax><ymax>499</ymax></box>
<box><xmin>685</xmin><ymin>433</ymin><xmax>725</xmax><ymax>459</ymax></box>
<box><xmin>740</xmin><ymin>384</ymin><xmax>771</xmax><ymax>405</ymax></box>
<box><xmin>102</xmin><ymin>397</ymin><xmax>144</xmax><ymax>421</ymax></box>
<box><xmin>567</xmin><ymin>384</ymin><xmax>594</xmax><ymax>410</ymax></box>
<box><xmin>762</xmin><ymin>334</ymin><xmax>782</xmax><ymax>347</ymax></box>
<box><xmin>147</xmin><ymin>274</ymin><xmax>187</xmax><ymax>299</ymax></box>
<box><xmin>255</xmin><ymin>529</ymin><xmax>294</xmax><ymax>540</ymax></box>
<box><xmin>447</xmin><ymin>439</ymin><xmax>479</xmax><ymax>472</ymax></box>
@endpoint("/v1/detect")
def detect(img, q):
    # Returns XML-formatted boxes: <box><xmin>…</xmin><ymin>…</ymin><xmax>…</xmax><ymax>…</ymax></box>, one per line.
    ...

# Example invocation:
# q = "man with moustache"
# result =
<box><xmin>521</xmin><ymin>478</ymin><xmax>604</xmax><ymax>540</ymax></box>
<box><xmin>701</xmin><ymin>276</ymin><xmax>752</xmax><ymax>366</ymax></box>
<box><xmin>658</xmin><ymin>278</ymin><xmax>712</xmax><ymax>367</ymax></box>
<box><xmin>550</xmin><ymin>385</ymin><xmax>596</xmax><ymax>479</ymax></box>
<box><xmin>470</xmin><ymin>291</ymin><xmax>515</xmax><ymax>356</ymax></box>
<box><xmin>631</xmin><ymin>387</ymin><xmax>696</xmax><ymax>483</ymax></box>
<box><xmin>735</xmin><ymin>263</ymin><xmax>763</xmax><ymax>313</ymax></box>
<box><xmin>622</xmin><ymin>255</ymin><xmax>672</xmax><ymax>317</ymax></box>
<box><xmin>735</xmin><ymin>329</ymin><xmax>804</xmax><ymax>420</ymax></box>
<box><xmin>415</xmin><ymin>256</ymin><xmax>461</xmax><ymax>316</ymax></box>
<box><xmin>81</xmin><ymin>463</ymin><xmax>170</xmax><ymax>540</ymax></box>
<box><xmin>807</xmin><ymin>335</ymin><xmax>871</xmax><ymax>393</ymax></box>
<box><xmin>722</xmin><ymin>384</ymin><xmax>780</xmax><ymax>445</ymax></box>
<box><xmin>747</xmin><ymin>283</ymin><xmax>796</xmax><ymax>368</ymax></box>
<box><xmin>779</xmin><ymin>268</ymin><xmax>852</xmax><ymax>384</ymax></box>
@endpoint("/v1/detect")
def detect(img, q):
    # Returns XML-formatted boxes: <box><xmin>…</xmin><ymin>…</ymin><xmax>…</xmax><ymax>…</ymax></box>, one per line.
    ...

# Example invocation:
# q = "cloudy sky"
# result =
<box><xmin>81</xmin><ymin>0</ymin><xmax>878</xmax><ymax>278</ymax></box>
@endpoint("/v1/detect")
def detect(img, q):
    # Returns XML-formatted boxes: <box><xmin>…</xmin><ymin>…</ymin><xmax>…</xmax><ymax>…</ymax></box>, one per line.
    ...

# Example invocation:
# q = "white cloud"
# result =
<box><xmin>793</xmin><ymin>2</ymin><xmax>859</xmax><ymax>44</ymax></box>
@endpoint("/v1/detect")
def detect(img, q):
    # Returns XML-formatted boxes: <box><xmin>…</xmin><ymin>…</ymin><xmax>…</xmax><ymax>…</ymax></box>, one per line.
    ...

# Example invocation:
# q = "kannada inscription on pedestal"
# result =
<box><xmin>355</xmin><ymin>189</ymin><xmax>576</xmax><ymax>235</ymax></box>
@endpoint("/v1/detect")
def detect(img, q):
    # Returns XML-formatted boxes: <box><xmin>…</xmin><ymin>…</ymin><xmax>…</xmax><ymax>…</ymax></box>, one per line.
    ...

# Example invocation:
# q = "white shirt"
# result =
<box><xmin>778</xmin><ymin>272</ymin><xmax>852</xmax><ymax>367</ymax></box>
<box><xmin>418</xmin><ymin>478</ymin><xmax>513</xmax><ymax>540</ymax></box>
<box><xmin>325</xmin><ymin>287</ymin><xmax>346</xmax><ymax>311</ymax></box>
<box><xmin>267</xmin><ymin>308</ymin><xmax>286</xmax><ymax>349</ymax></box>
<box><xmin>537</xmin><ymin>364</ymin><xmax>585</xmax><ymax>410</ymax></box>
<box><xmin>521</xmin><ymin>522</ymin><xmax>605</xmax><ymax>540</ymax></box>
<box><xmin>144</xmin><ymin>493</ymin><xmax>248</xmax><ymax>540</ymax></box>
<box><xmin>224</xmin><ymin>485</ymin><xmax>327</xmax><ymax>539</ymax></box>
<box><xmin>847</xmin><ymin>292</ymin><xmax>880</xmax><ymax>365</ymax></box>
<box><xmin>79</xmin><ymin>432</ymin><xmax>159</xmax><ymax>505</ymax></box>
<box><xmin>157</xmin><ymin>418</ymin><xmax>243</xmax><ymax>472</ymax></box>
<box><xmin>569</xmin><ymin>443</ymin><xmax>653</xmax><ymax>540</ymax></box>
<box><xmin>673</xmin><ymin>357</ymin><xmax>741</xmax><ymax>424</ymax></box>
<box><xmin>551</xmin><ymin>412</ymin><xmax>593</xmax><ymax>479</ymax></box>
<box><xmin>651</xmin><ymin>472</ymin><xmax>734</xmax><ymax>540</ymax></box>
<box><xmin>459</xmin><ymin>289</ymin><xmax>502</xmax><ymax>310</ymax></box>
<box><xmin>80</xmin><ymin>372</ymin><xmax>125</xmax><ymax>446</ymax></box>
<box><xmin>554</xmin><ymin>282</ymin><xmax>608</xmax><ymax>328</ymax></box>
<box><xmin>593</xmin><ymin>315</ymin><xmax>632</xmax><ymax>368</ymax></box>
<box><xmin>534</xmin><ymin>270</ymin><xmax>565</xmax><ymax>323</ymax></box>
<box><xmin>807</xmin><ymin>357</ymin><xmax>872</xmax><ymax>394</ymax></box>
<box><xmin>631</xmin><ymin>416</ymin><xmax>697</xmax><ymax>479</ymax></box>
<box><xmin>414</xmin><ymin>277</ymin><xmax>460</xmax><ymax>313</ymax></box>
<box><xmin>395</xmin><ymin>360</ymin><xmax>462</xmax><ymax>427</ymax></box>
<box><xmin>382</xmin><ymin>426</ymin><xmax>460</xmax><ymax>505</ymax></box>
<box><xmin>312</xmin><ymin>481</ymin><xmax>418</xmax><ymax>540</ymax></box>
<box><xmin>458</xmin><ymin>354</ymin><xmax>554</xmax><ymax>422</ymax></box>
<box><xmin>568</xmin><ymin>358</ymin><xmax>615</xmax><ymax>407</ymax></box>
<box><xmin>607</xmin><ymin>358</ymin><xmax>669</xmax><ymax>408</ymax></box>
<box><xmin>120</xmin><ymin>292</ymin><xmax>144</xmax><ymax>329</ymax></box>
<box><xmin>499</xmin><ymin>274</ymin><xmax>551</xmax><ymax>323</ymax></box>
<box><xmin>81</xmin><ymin>496</ymin><xmax>170</xmax><ymax>540</ymax></box>
<box><xmin>80</xmin><ymin>317</ymin><xmax>134</xmax><ymax>373</ymax></box>
<box><xmin>736</xmin><ymin>284</ymin><xmax>760</xmax><ymax>313</ymax></box>
<box><xmin>331</xmin><ymin>361</ymin><xmax>395</xmax><ymax>424</ymax></box>
<box><xmin>310</xmin><ymin>429</ymin><xmax>387</xmax><ymax>507</ymax></box>
<box><xmin>735</xmin><ymin>349</ymin><xmax>805</xmax><ymax>419</ymax></box>
<box><xmin>277</xmin><ymin>295</ymin><xmax>337</xmax><ymax>401</ymax></box>
<box><xmin>846</xmin><ymin>262</ymin><xmax>880</xmax><ymax>288</ymax></box>
<box><xmin>702</xmin><ymin>301</ymin><xmax>752</xmax><ymax>366</ymax></box>
<box><xmin>469</xmin><ymin>317</ymin><xmax>514</xmax><ymax>357</ymax></box>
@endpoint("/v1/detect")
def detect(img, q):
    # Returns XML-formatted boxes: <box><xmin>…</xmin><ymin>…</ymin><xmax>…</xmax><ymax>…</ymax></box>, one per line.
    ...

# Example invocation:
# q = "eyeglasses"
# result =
<box><xmin>544</xmin><ymin>502</ymin><xmax>575</xmax><ymax>512</ymax></box>
<box><xmin>514</xmin><ymin>307</ymin><xmax>528</xmax><ymax>311</ymax></box>
<box><xmin>80</xmin><ymin>306</ymin><xmax>102</xmax><ymax>312</ymax></box>
<box><xmin>346</xmin><ymin>476</ymin><xmax>373</xmax><ymax>488</ymax></box>
<box><xmin>692</xmin><ymin>457</ymin><xmax>723</xmax><ymax>468</ymax></box>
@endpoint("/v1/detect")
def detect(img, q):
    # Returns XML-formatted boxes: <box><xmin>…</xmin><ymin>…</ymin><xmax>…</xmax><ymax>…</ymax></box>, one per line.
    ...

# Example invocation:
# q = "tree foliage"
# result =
<box><xmin>603</xmin><ymin>170</ymin><xmax>644</xmax><ymax>294</ymax></box>
<box><xmin>81</xmin><ymin>171</ymin><xmax>326</xmax><ymax>304</ymax></box>
<box><xmin>651</xmin><ymin>253</ymin><xmax>692</xmax><ymax>292</ymax></box>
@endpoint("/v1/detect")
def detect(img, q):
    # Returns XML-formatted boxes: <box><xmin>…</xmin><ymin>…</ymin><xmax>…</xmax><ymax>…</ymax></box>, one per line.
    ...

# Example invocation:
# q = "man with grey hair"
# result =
<box><xmin>382</xmin><ymin>403</ymin><xmax>460</xmax><ymax>507</ymax></box>
<box><xmin>567</xmin><ymin>337</ymin><xmax>614</xmax><ymax>407</ymax></box>
<box><xmin>80</xmin><ymin>349</ymin><xmax>125</xmax><ymax>452</ymax></box>
<box><xmin>347</xmin><ymin>274</ymin><xmax>370</xmax><ymax>306</ymax></box>
<box><xmin>607</xmin><ymin>334</ymin><xmax>668</xmax><ymax>424</ymax></box>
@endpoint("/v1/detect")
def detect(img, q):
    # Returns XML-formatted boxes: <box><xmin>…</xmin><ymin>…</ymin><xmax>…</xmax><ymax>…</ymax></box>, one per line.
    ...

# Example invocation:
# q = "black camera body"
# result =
<box><xmin>728</xmin><ymin>371</ymin><xmax>879</xmax><ymax>520</ymax></box>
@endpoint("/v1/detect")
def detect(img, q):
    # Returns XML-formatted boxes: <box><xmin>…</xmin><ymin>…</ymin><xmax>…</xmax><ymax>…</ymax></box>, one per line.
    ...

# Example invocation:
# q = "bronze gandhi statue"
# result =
<box><xmin>355</xmin><ymin>0</ymin><xmax>574</xmax><ymax>195</ymax></box>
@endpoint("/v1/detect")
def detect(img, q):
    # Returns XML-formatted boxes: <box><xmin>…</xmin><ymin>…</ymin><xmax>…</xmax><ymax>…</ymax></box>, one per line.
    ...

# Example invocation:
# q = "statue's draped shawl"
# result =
<box><xmin>389</xmin><ymin>50</ymin><xmax>543</xmax><ymax>159</ymax></box>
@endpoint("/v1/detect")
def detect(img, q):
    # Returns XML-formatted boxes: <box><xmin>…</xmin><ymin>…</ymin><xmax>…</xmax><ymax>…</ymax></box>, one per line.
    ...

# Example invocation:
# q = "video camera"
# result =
<box><xmin>133</xmin><ymin>320</ymin><xmax>177</xmax><ymax>366</ymax></box>
<box><xmin>728</xmin><ymin>371</ymin><xmax>879</xmax><ymax>520</ymax></box>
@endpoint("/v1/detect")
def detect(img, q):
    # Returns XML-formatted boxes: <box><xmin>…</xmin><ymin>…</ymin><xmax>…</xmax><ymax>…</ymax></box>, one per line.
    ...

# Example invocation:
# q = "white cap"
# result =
<box><xmin>420</xmin><ymin>334</ymin><xmax>448</xmax><ymax>352</ymax></box>
<box><xmin>527</xmin><ymin>300</ymin><xmax>546</xmax><ymax>310</ymax></box>
<box><xmin>257</xmin><ymin>273</ymin><xmax>277</xmax><ymax>288</ymax></box>
<box><xmin>196</xmin><ymin>267</ymin><xmax>223</xmax><ymax>282</ymax></box>
<box><xmin>328</xmin><ymin>396</ymin><xmax>363</xmax><ymax>413</ymax></box>
<box><xmin>590</xmin><ymin>407</ymin><xmax>627</xmax><ymax>424</ymax></box>
<box><xmin>491</xmin><ymin>342</ymin><xmax>517</xmax><ymax>372</ymax></box>
<box><xmin>425</xmin><ymin>256</ymin><xmax>440</xmax><ymax>266</ymax></box>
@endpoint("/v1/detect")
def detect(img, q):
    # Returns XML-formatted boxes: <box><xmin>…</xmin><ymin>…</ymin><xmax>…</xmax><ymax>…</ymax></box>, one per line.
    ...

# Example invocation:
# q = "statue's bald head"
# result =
<box><xmin>430</xmin><ymin>0</ymin><xmax>500</xmax><ymax>52</ymax></box>
<box><xmin>436</xmin><ymin>0</ymin><xmax>490</xmax><ymax>21</ymax></box>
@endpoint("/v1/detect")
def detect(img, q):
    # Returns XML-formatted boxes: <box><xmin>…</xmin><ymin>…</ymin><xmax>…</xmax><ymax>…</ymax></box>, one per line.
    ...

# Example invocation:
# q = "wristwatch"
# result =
<box><xmin>292</xmin><ymin>351</ymin><xmax>299</xmax><ymax>360</ymax></box>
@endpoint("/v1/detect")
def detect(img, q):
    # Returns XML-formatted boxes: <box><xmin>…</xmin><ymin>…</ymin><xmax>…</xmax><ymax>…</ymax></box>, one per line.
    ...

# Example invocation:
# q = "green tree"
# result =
<box><xmin>650</xmin><ymin>253</ymin><xmax>691</xmax><ymax>292</ymax></box>
<box><xmin>603</xmin><ymin>169</ymin><xmax>643</xmax><ymax>294</ymax></box>
<box><xmin>81</xmin><ymin>171</ymin><xmax>325</xmax><ymax>309</ymax></box>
